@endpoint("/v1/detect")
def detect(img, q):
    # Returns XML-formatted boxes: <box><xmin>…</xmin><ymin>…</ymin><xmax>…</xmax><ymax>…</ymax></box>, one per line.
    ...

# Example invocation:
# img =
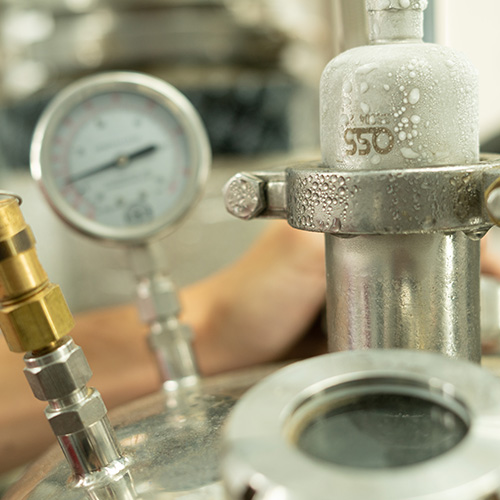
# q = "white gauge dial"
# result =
<box><xmin>31</xmin><ymin>72</ymin><xmax>211</xmax><ymax>243</ymax></box>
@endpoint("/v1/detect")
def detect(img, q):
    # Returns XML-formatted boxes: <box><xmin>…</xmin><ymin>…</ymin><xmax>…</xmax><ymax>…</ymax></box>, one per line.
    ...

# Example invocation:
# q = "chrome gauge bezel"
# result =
<box><xmin>31</xmin><ymin>72</ymin><xmax>211</xmax><ymax>243</ymax></box>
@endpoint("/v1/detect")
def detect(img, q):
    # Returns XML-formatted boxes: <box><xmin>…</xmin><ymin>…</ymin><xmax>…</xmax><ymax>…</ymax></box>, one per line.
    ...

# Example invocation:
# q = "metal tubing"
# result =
<box><xmin>325</xmin><ymin>232</ymin><xmax>481</xmax><ymax>362</ymax></box>
<box><xmin>24</xmin><ymin>339</ymin><xmax>123</xmax><ymax>479</ymax></box>
<box><xmin>57</xmin><ymin>418</ymin><xmax>123</xmax><ymax>479</ymax></box>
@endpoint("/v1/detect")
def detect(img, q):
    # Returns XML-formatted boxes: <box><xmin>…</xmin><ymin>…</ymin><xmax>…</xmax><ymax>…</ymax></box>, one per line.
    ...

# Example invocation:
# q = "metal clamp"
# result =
<box><xmin>224</xmin><ymin>156</ymin><xmax>500</xmax><ymax>235</ymax></box>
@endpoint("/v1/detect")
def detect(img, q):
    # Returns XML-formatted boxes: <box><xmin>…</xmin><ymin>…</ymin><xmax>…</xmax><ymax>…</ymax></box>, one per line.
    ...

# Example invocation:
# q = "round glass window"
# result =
<box><xmin>292</xmin><ymin>380</ymin><xmax>469</xmax><ymax>469</ymax></box>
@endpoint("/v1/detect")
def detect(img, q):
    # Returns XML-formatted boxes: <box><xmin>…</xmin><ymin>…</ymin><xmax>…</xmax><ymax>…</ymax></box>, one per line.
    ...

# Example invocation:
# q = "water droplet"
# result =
<box><xmin>360</xmin><ymin>102</ymin><xmax>370</xmax><ymax>114</ymax></box>
<box><xmin>399</xmin><ymin>131</ymin><xmax>407</xmax><ymax>141</ymax></box>
<box><xmin>409</xmin><ymin>88</ymin><xmax>420</xmax><ymax>104</ymax></box>
<box><xmin>384</xmin><ymin>84</ymin><xmax>390</xmax><ymax>91</ymax></box>
<box><xmin>411</xmin><ymin>115</ymin><xmax>421</xmax><ymax>124</ymax></box>
<box><xmin>329</xmin><ymin>218</ymin><xmax>342</xmax><ymax>233</ymax></box>
<box><xmin>360</xmin><ymin>82</ymin><xmax>369</xmax><ymax>93</ymax></box>
<box><xmin>401</xmin><ymin>147</ymin><xmax>420</xmax><ymax>159</ymax></box>
<box><xmin>356</xmin><ymin>63</ymin><xmax>378</xmax><ymax>76</ymax></box>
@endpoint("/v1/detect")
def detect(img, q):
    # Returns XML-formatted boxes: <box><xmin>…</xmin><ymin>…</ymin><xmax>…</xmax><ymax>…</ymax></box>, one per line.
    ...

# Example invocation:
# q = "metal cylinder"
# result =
<box><xmin>326</xmin><ymin>232</ymin><xmax>480</xmax><ymax>361</ymax></box>
<box><xmin>320</xmin><ymin>1</ymin><xmax>480</xmax><ymax>361</ymax></box>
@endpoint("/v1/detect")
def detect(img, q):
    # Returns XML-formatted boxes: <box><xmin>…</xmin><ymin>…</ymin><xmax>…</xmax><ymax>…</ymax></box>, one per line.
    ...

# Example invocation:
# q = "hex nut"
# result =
<box><xmin>46</xmin><ymin>388</ymin><xmax>107</xmax><ymax>435</ymax></box>
<box><xmin>24</xmin><ymin>345</ymin><xmax>92</xmax><ymax>401</ymax></box>
<box><xmin>136</xmin><ymin>276</ymin><xmax>180</xmax><ymax>323</ymax></box>
<box><xmin>223</xmin><ymin>173</ymin><xmax>266</xmax><ymax>220</ymax></box>
<box><xmin>0</xmin><ymin>284</ymin><xmax>75</xmax><ymax>352</ymax></box>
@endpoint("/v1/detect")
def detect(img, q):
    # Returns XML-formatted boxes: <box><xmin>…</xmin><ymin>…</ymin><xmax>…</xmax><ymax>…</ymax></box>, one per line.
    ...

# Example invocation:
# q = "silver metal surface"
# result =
<box><xmin>23</xmin><ymin>339</ymin><xmax>123</xmax><ymax>480</ymax></box>
<box><xmin>224</xmin><ymin>158</ymin><xmax>500</xmax><ymax>234</ymax></box>
<box><xmin>4</xmin><ymin>364</ymin><xmax>277</xmax><ymax>500</ymax></box>
<box><xmin>24</xmin><ymin>339</ymin><xmax>92</xmax><ymax>401</ymax></box>
<box><xmin>223</xmin><ymin>350</ymin><xmax>500</xmax><ymax>500</ymax></box>
<box><xmin>286</xmin><ymin>160</ymin><xmax>497</xmax><ymax>235</ymax></box>
<box><xmin>223</xmin><ymin>172</ymin><xmax>267</xmax><ymax>220</ymax></box>
<box><xmin>30</xmin><ymin>71</ymin><xmax>211</xmax><ymax>244</ymax></box>
<box><xmin>223</xmin><ymin>170</ymin><xmax>287</xmax><ymax>220</ymax></box>
<box><xmin>325</xmin><ymin>231</ymin><xmax>481</xmax><ymax>361</ymax></box>
<box><xmin>224</xmin><ymin>3</ymin><xmax>485</xmax><ymax>365</ymax></box>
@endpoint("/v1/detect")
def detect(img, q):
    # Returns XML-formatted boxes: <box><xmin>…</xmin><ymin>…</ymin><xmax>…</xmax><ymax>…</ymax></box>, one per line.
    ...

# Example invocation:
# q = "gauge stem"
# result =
<box><xmin>126</xmin><ymin>242</ymin><xmax>200</xmax><ymax>390</ymax></box>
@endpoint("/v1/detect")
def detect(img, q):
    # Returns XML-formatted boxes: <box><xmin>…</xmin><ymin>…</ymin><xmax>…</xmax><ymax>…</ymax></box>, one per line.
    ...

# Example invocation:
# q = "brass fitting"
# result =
<box><xmin>0</xmin><ymin>197</ymin><xmax>74</xmax><ymax>353</ymax></box>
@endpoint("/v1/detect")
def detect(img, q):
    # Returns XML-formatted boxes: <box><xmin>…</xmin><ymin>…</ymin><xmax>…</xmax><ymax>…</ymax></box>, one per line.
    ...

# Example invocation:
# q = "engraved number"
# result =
<box><xmin>344</xmin><ymin>127</ymin><xmax>395</xmax><ymax>156</ymax></box>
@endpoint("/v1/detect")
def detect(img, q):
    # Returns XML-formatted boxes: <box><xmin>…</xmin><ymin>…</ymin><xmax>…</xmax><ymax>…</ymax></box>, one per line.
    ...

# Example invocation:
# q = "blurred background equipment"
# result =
<box><xmin>0</xmin><ymin>0</ymin><xmax>350</xmax><ymax>314</ymax></box>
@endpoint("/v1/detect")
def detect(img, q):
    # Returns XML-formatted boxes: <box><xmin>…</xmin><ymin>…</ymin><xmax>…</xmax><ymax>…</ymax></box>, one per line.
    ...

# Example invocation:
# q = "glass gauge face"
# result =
<box><xmin>31</xmin><ymin>73</ymin><xmax>210</xmax><ymax>243</ymax></box>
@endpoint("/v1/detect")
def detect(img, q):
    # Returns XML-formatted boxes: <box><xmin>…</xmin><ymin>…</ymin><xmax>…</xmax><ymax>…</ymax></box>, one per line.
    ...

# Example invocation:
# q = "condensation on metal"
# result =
<box><xmin>285</xmin><ymin>160</ymin><xmax>500</xmax><ymax>235</ymax></box>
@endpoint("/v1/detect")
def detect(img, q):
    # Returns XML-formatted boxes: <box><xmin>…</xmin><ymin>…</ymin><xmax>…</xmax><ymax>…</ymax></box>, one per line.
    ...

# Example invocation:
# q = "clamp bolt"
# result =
<box><xmin>223</xmin><ymin>173</ymin><xmax>266</xmax><ymax>220</ymax></box>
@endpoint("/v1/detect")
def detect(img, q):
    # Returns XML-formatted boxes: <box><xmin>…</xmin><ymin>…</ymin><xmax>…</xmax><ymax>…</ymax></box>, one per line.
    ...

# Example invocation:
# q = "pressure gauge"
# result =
<box><xmin>31</xmin><ymin>72</ymin><xmax>211</xmax><ymax>243</ymax></box>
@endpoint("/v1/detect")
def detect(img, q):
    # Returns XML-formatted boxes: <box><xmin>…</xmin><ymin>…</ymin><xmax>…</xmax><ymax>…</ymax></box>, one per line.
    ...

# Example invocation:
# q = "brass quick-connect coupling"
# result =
<box><xmin>0</xmin><ymin>195</ymin><xmax>123</xmax><ymax>478</ymax></box>
<box><xmin>0</xmin><ymin>197</ymin><xmax>74</xmax><ymax>353</ymax></box>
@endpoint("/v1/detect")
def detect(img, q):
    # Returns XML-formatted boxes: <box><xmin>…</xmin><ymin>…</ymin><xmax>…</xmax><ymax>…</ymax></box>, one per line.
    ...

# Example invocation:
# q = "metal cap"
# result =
<box><xmin>366</xmin><ymin>0</ymin><xmax>428</xmax><ymax>10</ymax></box>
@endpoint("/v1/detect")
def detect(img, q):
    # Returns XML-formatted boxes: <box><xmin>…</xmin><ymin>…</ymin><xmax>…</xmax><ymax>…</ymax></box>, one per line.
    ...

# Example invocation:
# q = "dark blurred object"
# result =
<box><xmin>482</xmin><ymin>134</ymin><xmax>500</xmax><ymax>155</ymax></box>
<box><xmin>0</xmin><ymin>1</ymin><xmax>303</xmax><ymax>165</ymax></box>
<box><xmin>0</xmin><ymin>71</ymin><xmax>295</xmax><ymax>167</ymax></box>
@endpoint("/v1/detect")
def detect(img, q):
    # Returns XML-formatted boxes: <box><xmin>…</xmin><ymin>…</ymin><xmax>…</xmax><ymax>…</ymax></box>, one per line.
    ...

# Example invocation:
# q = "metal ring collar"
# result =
<box><xmin>286</xmin><ymin>157</ymin><xmax>500</xmax><ymax>235</ymax></box>
<box><xmin>222</xmin><ymin>350</ymin><xmax>500</xmax><ymax>500</ymax></box>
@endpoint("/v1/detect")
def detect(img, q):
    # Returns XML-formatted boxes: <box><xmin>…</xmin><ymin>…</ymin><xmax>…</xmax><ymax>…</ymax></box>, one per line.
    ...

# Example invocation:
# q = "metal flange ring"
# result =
<box><xmin>286</xmin><ymin>158</ymin><xmax>500</xmax><ymax>235</ymax></box>
<box><xmin>223</xmin><ymin>350</ymin><xmax>500</xmax><ymax>500</ymax></box>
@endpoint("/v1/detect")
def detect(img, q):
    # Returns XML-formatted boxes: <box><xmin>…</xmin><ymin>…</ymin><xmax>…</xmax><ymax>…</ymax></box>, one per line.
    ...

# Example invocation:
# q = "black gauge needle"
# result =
<box><xmin>66</xmin><ymin>144</ymin><xmax>158</xmax><ymax>184</ymax></box>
